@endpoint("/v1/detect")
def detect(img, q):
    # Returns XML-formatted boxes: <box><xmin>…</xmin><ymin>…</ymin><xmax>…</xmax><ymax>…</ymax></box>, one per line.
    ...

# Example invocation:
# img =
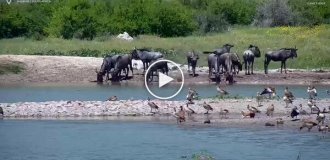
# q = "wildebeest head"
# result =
<box><xmin>249</xmin><ymin>44</ymin><xmax>261</xmax><ymax>57</ymax></box>
<box><xmin>96</xmin><ymin>68</ymin><xmax>104</xmax><ymax>82</ymax></box>
<box><xmin>223</xmin><ymin>44</ymin><xmax>234</xmax><ymax>51</ymax></box>
<box><xmin>282</xmin><ymin>47</ymin><xmax>298</xmax><ymax>59</ymax></box>
<box><xmin>131</xmin><ymin>47</ymin><xmax>140</xmax><ymax>60</ymax></box>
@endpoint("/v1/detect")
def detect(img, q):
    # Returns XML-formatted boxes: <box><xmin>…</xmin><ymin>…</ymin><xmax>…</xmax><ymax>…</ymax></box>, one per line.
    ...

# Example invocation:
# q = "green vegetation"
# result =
<box><xmin>0</xmin><ymin>61</ymin><xmax>24</xmax><ymax>75</ymax></box>
<box><xmin>1</xmin><ymin>25</ymin><xmax>329</xmax><ymax>69</ymax></box>
<box><xmin>0</xmin><ymin>0</ymin><xmax>328</xmax><ymax>39</ymax></box>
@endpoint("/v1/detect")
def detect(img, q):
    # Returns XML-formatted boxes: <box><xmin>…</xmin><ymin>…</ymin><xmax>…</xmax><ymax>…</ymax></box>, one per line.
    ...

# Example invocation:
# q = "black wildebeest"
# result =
<box><xmin>111</xmin><ymin>54</ymin><xmax>134</xmax><ymax>81</ymax></box>
<box><xmin>186</xmin><ymin>51</ymin><xmax>199</xmax><ymax>77</ymax></box>
<box><xmin>229</xmin><ymin>52</ymin><xmax>242</xmax><ymax>75</ymax></box>
<box><xmin>96</xmin><ymin>55</ymin><xmax>120</xmax><ymax>82</ymax></box>
<box><xmin>219</xmin><ymin>53</ymin><xmax>236</xmax><ymax>84</ymax></box>
<box><xmin>207</xmin><ymin>53</ymin><xmax>221</xmax><ymax>83</ymax></box>
<box><xmin>146</xmin><ymin>59</ymin><xmax>169</xmax><ymax>82</ymax></box>
<box><xmin>131</xmin><ymin>47</ymin><xmax>163</xmax><ymax>73</ymax></box>
<box><xmin>264</xmin><ymin>47</ymin><xmax>298</xmax><ymax>74</ymax></box>
<box><xmin>243</xmin><ymin>45</ymin><xmax>261</xmax><ymax>75</ymax></box>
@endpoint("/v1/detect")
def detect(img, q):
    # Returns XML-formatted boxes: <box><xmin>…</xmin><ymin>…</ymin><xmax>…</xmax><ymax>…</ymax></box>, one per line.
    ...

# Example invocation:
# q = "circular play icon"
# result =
<box><xmin>144</xmin><ymin>59</ymin><xmax>184</xmax><ymax>100</ymax></box>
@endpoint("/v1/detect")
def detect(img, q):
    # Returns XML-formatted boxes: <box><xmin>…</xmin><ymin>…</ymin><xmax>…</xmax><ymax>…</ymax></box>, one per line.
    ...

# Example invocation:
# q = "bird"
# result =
<box><xmin>216</xmin><ymin>85</ymin><xmax>229</xmax><ymax>96</ymax></box>
<box><xmin>247</xmin><ymin>105</ymin><xmax>260</xmax><ymax>113</ymax></box>
<box><xmin>107</xmin><ymin>96</ymin><xmax>118</xmax><ymax>101</ymax></box>
<box><xmin>316</xmin><ymin>111</ymin><xmax>325</xmax><ymax>125</ymax></box>
<box><xmin>290</xmin><ymin>106</ymin><xmax>299</xmax><ymax>119</ymax></box>
<box><xmin>241</xmin><ymin>111</ymin><xmax>255</xmax><ymax>118</ymax></box>
<box><xmin>326</xmin><ymin>90</ymin><xmax>330</xmax><ymax>95</ymax></box>
<box><xmin>283</xmin><ymin>87</ymin><xmax>294</xmax><ymax>107</ymax></box>
<box><xmin>187</xmin><ymin>88</ymin><xmax>198</xmax><ymax>104</ymax></box>
<box><xmin>185</xmin><ymin>103</ymin><xmax>196</xmax><ymax>117</ymax></box>
<box><xmin>307</xmin><ymin>86</ymin><xmax>317</xmax><ymax>99</ymax></box>
<box><xmin>147</xmin><ymin>98</ymin><xmax>159</xmax><ymax>113</ymax></box>
<box><xmin>0</xmin><ymin>106</ymin><xmax>3</xmax><ymax>116</ymax></box>
<box><xmin>276</xmin><ymin>118</ymin><xmax>284</xmax><ymax>125</ymax></box>
<box><xmin>202</xmin><ymin>102</ymin><xmax>213</xmax><ymax>114</ymax></box>
<box><xmin>308</xmin><ymin>100</ymin><xmax>320</xmax><ymax>114</ymax></box>
<box><xmin>318</xmin><ymin>125</ymin><xmax>329</xmax><ymax>133</ymax></box>
<box><xmin>204</xmin><ymin>119</ymin><xmax>211</xmax><ymax>124</ymax></box>
<box><xmin>177</xmin><ymin>106</ymin><xmax>186</xmax><ymax>123</ymax></box>
<box><xmin>256</xmin><ymin>92</ymin><xmax>263</xmax><ymax>107</ymax></box>
<box><xmin>172</xmin><ymin>107</ymin><xmax>185</xmax><ymax>124</ymax></box>
<box><xmin>260</xmin><ymin>86</ymin><xmax>276</xmax><ymax>99</ymax></box>
<box><xmin>266</xmin><ymin>104</ymin><xmax>275</xmax><ymax>117</ymax></box>
<box><xmin>300</xmin><ymin>121</ymin><xmax>318</xmax><ymax>131</ymax></box>
<box><xmin>219</xmin><ymin>108</ymin><xmax>229</xmax><ymax>119</ymax></box>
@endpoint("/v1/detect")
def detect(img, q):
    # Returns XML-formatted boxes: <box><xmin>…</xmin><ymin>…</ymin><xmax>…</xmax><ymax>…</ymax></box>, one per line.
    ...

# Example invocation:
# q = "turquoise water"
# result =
<box><xmin>0</xmin><ymin>120</ymin><xmax>329</xmax><ymax>160</ymax></box>
<box><xmin>0</xmin><ymin>84</ymin><xmax>329</xmax><ymax>103</ymax></box>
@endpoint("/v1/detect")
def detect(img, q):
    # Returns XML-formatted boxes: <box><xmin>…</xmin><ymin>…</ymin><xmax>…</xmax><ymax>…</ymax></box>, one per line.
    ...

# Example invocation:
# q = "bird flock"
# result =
<box><xmin>104</xmin><ymin>85</ymin><xmax>329</xmax><ymax>133</ymax></box>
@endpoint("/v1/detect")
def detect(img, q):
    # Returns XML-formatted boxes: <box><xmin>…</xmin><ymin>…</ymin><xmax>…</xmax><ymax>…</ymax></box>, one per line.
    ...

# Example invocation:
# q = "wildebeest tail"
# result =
<box><xmin>203</xmin><ymin>51</ymin><xmax>214</xmax><ymax>54</ymax></box>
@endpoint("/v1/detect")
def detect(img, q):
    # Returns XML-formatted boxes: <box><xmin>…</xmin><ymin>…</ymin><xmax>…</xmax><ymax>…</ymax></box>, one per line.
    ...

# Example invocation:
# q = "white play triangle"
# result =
<box><xmin>158</xmin><ymin>72</ymin><xmax>173</xmax><ymax>88</ymax></box>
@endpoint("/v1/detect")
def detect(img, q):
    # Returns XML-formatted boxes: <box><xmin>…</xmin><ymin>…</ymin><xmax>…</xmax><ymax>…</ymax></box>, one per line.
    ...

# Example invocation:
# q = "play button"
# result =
<box><xmin>144</xmin><ymin>59</ymin><xmax>184</xmax><ymax>100</ymax></box>
<box><xmin>158</xmin><ymin>72</ymin><xmax>173</xmax><ymax>88</ymax></box>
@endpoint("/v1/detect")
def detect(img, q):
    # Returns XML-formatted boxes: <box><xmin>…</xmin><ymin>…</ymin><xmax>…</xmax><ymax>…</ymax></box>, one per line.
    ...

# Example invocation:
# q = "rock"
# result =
<box><xmin>116</xmin><ymin>32</ymin><xmax>133</xmax><ymax>41</ymax></box>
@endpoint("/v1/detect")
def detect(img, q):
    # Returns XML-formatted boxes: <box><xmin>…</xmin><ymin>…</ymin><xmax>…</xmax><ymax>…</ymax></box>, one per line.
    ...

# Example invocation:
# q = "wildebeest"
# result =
<box><xmin>146</xmin><ymin>59</ymin><xmax>169</xmax><ymax>82</ymax></box>
<box><xmin>186</xmin><ymin>51</ymin><xmax>199</xmax><ymax>77</ymax></box>
<box><xmin>219</xmin><ymin>53</ymin><xmax>236</xmax><ymax>84</ymax></box>
<box><xmin>264</xmin><ymin>47</ymin><xmax>298</xmax><ymax>74</ymax></box>
<box><xmin>203</xmin><ymin>44</ymin><xmax>234</xmax><ymax>55</ymax></box>
<box><xmin>207</xmin><ymin>53</ymin><xmax>221</xmax><ymax>83</ymax></box>
<box><xmin>229</xmin><ymin>52</ymin><xmax>242</xmax><ymax>74</ymax></box>
<box><xmin>111</xmin><ymin>54</ymin><xmax>134</xmax><ymax>81</ymax></box>
<box><xmin>96</xmin><ymin>55</ymin><xmax>120</xmax><ymax>82</ymax></box>
<box><xmin>131</xmin><ymin>47</ymin><xmax>163</xmax><ymax>72</ymax></box>
<box><xmin>243</xmin><ymin>45</ymin><xmax>261</xmax><ymax>75</ymax></box>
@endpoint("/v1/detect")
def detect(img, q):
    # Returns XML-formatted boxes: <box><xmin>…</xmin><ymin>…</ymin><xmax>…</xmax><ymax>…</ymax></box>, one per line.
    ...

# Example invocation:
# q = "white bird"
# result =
<box><xmin>318</xmin><ymin>125</ymin><xmax>329</xmax><ymax>133</ymax></box>
<box><xmin>107</xmin><ymin>96</ymin><xmax>118</xmax><ymax>101</ymax></box>
<box><xmin>307</xmin><ymin>86</ymin><xmax>317</xmax><ymax>99</ymax></box>
<box><xmin>185</xmin><ymin>103</ymin><xmax>196</xmax><ymax>117</ymax></box>
<box><xmin>247</xmin><ymin>105</ymin><xmax>260</xmax><ymax>113</ymax></box>
<box><xmin>300</xmin><ymin>121</ymin><xmax>318</xmax><ymax>132</ymax></box>
<box><xmin>316</xmin><ymin>112</ymin><xmax>325</xmax><ymax>125</ymax></box>
<box><xmin>260</xmin><ymin>87</ymin><xmax>276</xmax><ymax>99</ymax></box>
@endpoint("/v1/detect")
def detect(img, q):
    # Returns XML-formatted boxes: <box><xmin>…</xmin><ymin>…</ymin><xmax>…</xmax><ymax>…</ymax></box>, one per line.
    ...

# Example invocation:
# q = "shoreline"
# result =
<box><xmin>1</xmin><ymin>55</ymin><xmax>330</xmax><ymax>85</ymax></box>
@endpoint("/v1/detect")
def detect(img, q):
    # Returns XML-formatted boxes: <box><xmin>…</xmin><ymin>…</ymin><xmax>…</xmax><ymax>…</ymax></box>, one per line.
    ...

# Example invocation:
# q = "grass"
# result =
<box><xmin>0</xmin><ymin>61</ymin><xmax>25</xmax><ymax>75</ymax></box>
<box><xmin>0</xmin><ymin>25</ymin><xmax>329</xmax><ymax>70</ymax></box>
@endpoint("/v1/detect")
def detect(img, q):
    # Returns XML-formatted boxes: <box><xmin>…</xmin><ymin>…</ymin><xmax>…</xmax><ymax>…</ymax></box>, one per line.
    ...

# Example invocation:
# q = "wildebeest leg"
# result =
<box><xmin>125</xmin><ymin>67</ymin><xmax>129</xmax><ymax>79</ymax></box>
<box><xmin>264</xmin><ymin>57</ymin><xmax>270</xmax><ymax>74</ymax></box>
<box><xmin>284</xmin><ymin>61</ymin><xmax>287</xmax><ymax>74</ymax></box>
<box><xmin>192</xmin><ymin>65</ymin><xmax>196</xmax><ymax>77</ymax></box>
<box><xmin>244</xmin><ymin>60</ymin><xmax>248</xmax><ymax>75</ymax></box>
<box><xmin>208</xmin><ymin>65</ymin><xmax>212</xmax><ymax>78</ymax></box>
<box><xmin>187</xmin><ymin>58</ymin><xmax>191</xmax><ymax>73</ymax></box>
<box><xmin>280</xmin><ymin>61</ymin><xmax>284</xmax><ymax>73</ymax></box>
<box><xmin>251</xmin><ymin>59</ymin><xmax>254</xmax><ymax>74</ymax></box>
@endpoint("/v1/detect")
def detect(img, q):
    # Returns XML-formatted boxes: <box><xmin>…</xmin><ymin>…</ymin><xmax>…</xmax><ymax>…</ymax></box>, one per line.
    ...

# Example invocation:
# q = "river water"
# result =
<box><xmin>0</xmin><ymin>84</ymin><xmax>329</xmax><ymax>103</ymax></box>
<box><xmin>0</xmin><ymin>119</ymin><xmax>329</xmax><ymax>160</ymax></box>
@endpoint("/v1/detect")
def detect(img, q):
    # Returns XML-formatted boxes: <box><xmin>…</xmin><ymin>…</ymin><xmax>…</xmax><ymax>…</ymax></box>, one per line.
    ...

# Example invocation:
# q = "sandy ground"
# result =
<box><xmin>0</xmin><ymin>55</ymin><xmax>330</xmax><ymax>85</ymax></box>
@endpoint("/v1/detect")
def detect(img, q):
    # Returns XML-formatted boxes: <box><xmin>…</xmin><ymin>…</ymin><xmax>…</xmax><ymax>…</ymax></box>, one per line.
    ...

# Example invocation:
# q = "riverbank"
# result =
<box><xmin>1</xmin><ymin>98</ymin><xmax>329</xmax><ymax>130</ymax></box>
<box><xmin>1</xmin><ymin>55</ymin><xmax>330</xmax><ymax>85</ymax></box>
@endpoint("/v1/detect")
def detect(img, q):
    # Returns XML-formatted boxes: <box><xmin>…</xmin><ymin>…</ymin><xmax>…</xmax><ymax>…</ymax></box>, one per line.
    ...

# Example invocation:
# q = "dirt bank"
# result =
<box><xmin>0</xmin><ymin>55</ymin><xmax>330</xmax><ymax>85</ymax></box>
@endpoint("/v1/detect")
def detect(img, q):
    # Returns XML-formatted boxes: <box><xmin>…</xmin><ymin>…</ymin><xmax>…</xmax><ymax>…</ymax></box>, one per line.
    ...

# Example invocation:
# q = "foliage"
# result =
<box><xmin>1</xmin><ymin>25</ymin><xmax>329</xmax><ymax>69</ymax></box>
<box><xmin>0</xmin><ymin>0</ymin><xmax>328</xmax><ymax>39</ymax></box>
<box><xmin>254</xmin><ymin>0</ymin><xmax>294</xmax><ymax>27</ymax></box>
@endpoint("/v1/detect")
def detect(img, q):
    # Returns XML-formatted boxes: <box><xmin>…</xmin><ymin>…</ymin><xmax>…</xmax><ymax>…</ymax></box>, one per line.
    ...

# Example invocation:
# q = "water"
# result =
<box><xmin>0</xmin><ymin>119</ymin><xmax>329</xmax><ymax>160</ymax></box>
<box><xmin>0</xmin><ymin>84</ymin><xmax>329</xmax><ymax>103</ymax></box>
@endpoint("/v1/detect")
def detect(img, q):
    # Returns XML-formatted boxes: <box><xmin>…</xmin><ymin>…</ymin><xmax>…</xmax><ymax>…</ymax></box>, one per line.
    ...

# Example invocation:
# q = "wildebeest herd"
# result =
<box><xmin>96</xmin><ymin>44</ymin><xmax>298</xmax><ymax>84</ymax></box>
